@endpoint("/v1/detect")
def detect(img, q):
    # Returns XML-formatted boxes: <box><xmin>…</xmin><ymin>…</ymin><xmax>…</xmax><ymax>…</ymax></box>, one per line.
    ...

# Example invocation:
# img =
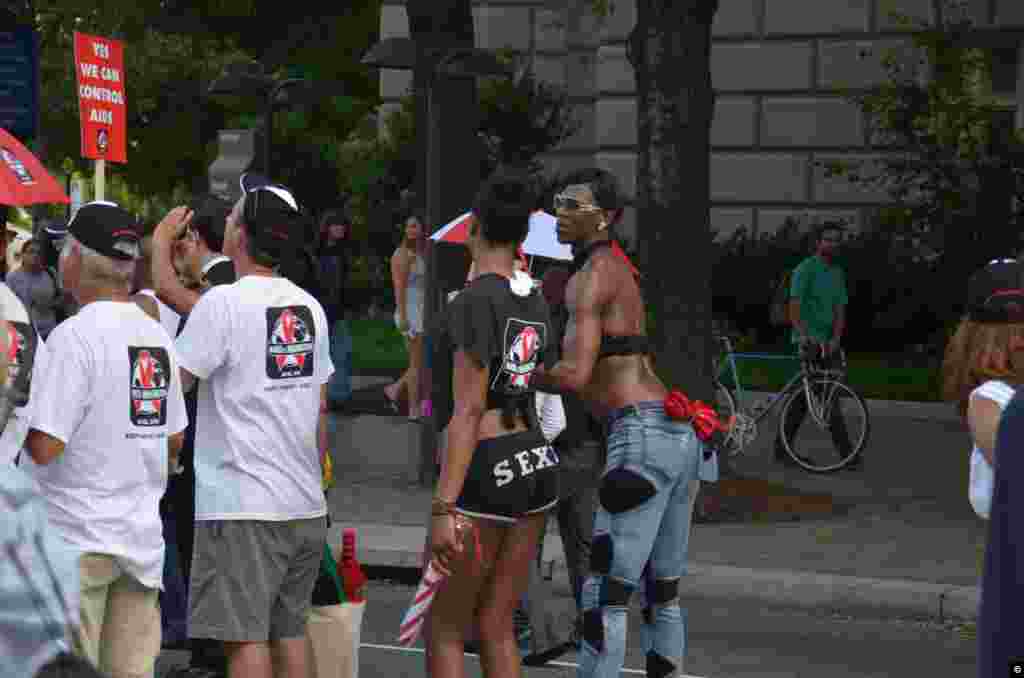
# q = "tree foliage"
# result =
<box><xmin>712</xmin><ymin>212</ymin><xmax>951</xmax><ymax>354</ymax></box>
<box><xmin>341</xmin><ymin>67</ymin><xmax>579</xmax><ymax>260</ymax></box>
<box><xmin>8</xmin><ymin>1</ymin><xmax>381</xmax><ymax>213</ymax></box>
<box><xmin>478</xmin><ymin>61</ymin><xmax>581</xmax><ymax>176</ymax></box>
<box><xmin>823</xmin><ymin>10</ymin><xmax>1024</xmax><ymax>275</ymax></box>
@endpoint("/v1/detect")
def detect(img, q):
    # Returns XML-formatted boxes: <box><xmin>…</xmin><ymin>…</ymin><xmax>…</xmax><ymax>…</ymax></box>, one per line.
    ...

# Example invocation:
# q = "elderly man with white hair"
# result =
<box><xmin>24</xmin><ymin>201</ymin><xmax>189</xmax><ymax>678</ymax></box>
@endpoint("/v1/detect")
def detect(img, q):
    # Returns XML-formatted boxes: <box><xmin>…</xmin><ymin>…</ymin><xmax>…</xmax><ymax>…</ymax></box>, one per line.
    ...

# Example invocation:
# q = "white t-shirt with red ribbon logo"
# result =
<box><xmin>175</xmin><ymin>275</ymin><xmax>333</xmax><ymax>522</ymax></box>
<box><xmin>25</xmin><ymin>301</ymin><xmax>188</xmax><ymax>589</ymax></box>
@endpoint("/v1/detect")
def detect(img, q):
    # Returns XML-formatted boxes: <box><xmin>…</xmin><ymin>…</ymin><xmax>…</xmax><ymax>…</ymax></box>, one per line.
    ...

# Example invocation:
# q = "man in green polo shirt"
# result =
<box><xmin>790</xmin><ymin>225</ymin><xmax>847</xmax><ymax>349</ymax></box>
<box><xmin>775</xmin><ymin>224</ymin><xmax>859</xmax><ymax>467</ymax></box>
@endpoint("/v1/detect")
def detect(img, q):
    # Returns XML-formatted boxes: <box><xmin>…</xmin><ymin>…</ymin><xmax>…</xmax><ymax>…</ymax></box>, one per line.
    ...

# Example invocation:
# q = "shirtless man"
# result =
<box><xmin>533</xmin><ymin>168</ymin><xmax>702</xmax><ymax>678</ymax></box>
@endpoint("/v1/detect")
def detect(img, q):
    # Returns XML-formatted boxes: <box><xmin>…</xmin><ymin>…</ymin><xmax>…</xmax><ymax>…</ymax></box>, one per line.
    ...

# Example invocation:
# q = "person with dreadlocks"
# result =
<box><xmin>425</xmin><ymin>169</ymin><xmax>559</xmax><ymax>678</ymax></box>
<box><xmin>532</xmin><ymin>168</ymin><xmax>716</xmax><ymax>678</ymax></box>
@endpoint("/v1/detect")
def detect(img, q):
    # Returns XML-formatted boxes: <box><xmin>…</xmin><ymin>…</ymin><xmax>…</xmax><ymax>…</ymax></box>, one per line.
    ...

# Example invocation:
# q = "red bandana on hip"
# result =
<box><xmin>664</xmin><ymin>390</ymin><xmax>731</xmax><ymax>455</ymax></box>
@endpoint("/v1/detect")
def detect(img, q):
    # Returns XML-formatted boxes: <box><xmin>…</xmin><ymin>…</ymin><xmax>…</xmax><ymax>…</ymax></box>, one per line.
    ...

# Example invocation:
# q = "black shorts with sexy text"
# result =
<box><xmin>456</xmin><ymin>430</ymin><xmax>560</xmax><ymax>523</ymax></box>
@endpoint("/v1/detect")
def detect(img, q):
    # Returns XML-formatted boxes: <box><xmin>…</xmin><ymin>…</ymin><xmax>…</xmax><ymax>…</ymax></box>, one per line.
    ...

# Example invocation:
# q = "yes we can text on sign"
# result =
<box><xmin>73</xmin><ymin>32</ymin><xmax>126</xmax><ymax>163</ymax></box>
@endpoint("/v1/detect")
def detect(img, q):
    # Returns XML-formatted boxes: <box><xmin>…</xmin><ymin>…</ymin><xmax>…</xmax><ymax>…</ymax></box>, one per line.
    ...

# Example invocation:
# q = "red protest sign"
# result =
<box><xmin>73</xmin><ymin>32</ymin><xmax>126</xmax><ymax>164</ymax></box>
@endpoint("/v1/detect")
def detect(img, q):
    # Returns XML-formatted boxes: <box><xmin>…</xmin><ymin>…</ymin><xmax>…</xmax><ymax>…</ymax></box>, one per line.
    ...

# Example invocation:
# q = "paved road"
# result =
<box><xmin>158</xmin><ymin>580</ymin><xmax>977</xmax><ymax>678</ymax></box>
<box><xmin>323</xmin><ymin>405</ymin><xmax>987</xmax><ymax>589</ymax></box>
<box><xmin>333</xmin><ymin>382</ymin><xmax>975</xmax><ymax>511</ymax></box>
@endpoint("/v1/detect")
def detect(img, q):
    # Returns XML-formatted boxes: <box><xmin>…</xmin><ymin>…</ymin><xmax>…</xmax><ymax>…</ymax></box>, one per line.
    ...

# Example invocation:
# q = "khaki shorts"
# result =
<box><xmin>188</xmin><ymin>517</ymin><xmax>327</xmax><ymax>642</ymax></box>
<box><xmin>74</xmin><ymin>553</ymin><xmax>161</xmax><ymax>678</ymax></box>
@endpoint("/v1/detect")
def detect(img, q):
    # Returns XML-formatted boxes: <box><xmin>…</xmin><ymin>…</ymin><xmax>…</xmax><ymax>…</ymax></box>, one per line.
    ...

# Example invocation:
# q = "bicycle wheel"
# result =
<box><xmin>778</xmin><ymin>377</ymin><xmax>869</xmax><ymax>473</ymax></box>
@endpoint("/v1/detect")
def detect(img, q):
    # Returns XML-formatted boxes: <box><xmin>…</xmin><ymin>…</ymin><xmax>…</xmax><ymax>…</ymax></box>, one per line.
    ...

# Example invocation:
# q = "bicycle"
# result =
<box><xmin>712</xmin><ymin>334</ymin><xmax>870</xmax><ymax>473</ymax></box>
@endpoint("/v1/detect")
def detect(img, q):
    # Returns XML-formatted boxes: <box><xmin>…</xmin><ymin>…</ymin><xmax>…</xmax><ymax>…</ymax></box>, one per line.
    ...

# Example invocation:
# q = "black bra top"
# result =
<box><xmin>599</xmin><ymin>334</ymin><xmax>650</xmax><ymax>358</ymax></box>
<box><xmin>572</xmin><ymin>242</ymin><xmax>649</xmax><ymax>358</ymax></box>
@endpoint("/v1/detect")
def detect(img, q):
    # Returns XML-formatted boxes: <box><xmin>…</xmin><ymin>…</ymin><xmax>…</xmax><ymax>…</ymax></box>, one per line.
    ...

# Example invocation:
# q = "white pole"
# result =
<box><xmin>94</xmin><ymin>159</ymin><xmax>105</xmax><ymax>201</ymax></box>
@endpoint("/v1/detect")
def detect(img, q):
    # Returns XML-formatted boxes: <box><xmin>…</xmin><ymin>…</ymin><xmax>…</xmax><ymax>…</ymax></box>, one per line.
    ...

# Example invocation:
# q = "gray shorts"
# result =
<box><xmin>188</xmin><ymin>517</ymin><xmax>327</xmax><ymax>642</ymax></box>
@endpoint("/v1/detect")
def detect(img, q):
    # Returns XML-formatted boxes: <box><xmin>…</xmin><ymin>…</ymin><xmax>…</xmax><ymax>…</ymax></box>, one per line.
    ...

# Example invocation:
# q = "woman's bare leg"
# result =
<box><xmin>476</xmin><ymin>513</ymin><xmax>547</xmax><ymax>678</ymax></box>
<box><xmin>385</xmin><ymin>334</ymin><xmax>416</xmax><ymax>407</ymax></box>
<box><xmin>426</xmin><ymin>516</ymin><xmax>502</xmax><ymax>678</ymax></box>
<box><xmin>384</xmin><ymin>377</ymin><xmax>406</xmax><ymax>407</ymax></box>
<box><xmin>407</xmin><ymin>335</ymin><xmax>423</xmax><ymax>419</ymax></box>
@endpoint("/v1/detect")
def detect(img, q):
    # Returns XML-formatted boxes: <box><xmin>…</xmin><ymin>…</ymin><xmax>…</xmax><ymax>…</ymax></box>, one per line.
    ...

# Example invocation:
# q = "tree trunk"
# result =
<box><xmin>406</xmin><ymin>0</ymin><xmax>481</xmax><ymax>486</ymax></box>
<box><xmin>406</xmin><ymin>0</ymin><xmax>480</xmax><ymax>224</ymax></box>
<box><xmin>633</xmin><ymin>0</ymin><xmax>719</xmax><ymax>403</ymax></box>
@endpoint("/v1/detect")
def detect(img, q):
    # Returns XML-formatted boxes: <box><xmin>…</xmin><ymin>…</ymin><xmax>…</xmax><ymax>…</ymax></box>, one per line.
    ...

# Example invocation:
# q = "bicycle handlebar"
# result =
<box><xmin>798</xmin><ymin>341</ymin><xmax>847</xmax><ymax>373</ymax></box>
<box><xmin>716</xmin><ymin>334</ymin><xmax>846</xmax><ymax>374</ymax></box>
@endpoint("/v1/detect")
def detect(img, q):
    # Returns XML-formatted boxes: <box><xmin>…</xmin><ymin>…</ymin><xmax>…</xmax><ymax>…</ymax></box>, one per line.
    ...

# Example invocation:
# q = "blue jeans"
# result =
<box><xmin>327</xmin><ymin>319</ymin><xmax>352</xmax><ymax>403</ymax></box>
<box><xmin>578</xmin><ymin>402</ymin><xmax>701</xmax><ymax>678</ymax></box>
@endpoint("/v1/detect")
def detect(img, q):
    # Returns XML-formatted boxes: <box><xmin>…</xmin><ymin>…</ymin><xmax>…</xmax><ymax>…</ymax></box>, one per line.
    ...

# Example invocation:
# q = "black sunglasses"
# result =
<box><xmin>553</xmin><ymin>193</ymin><xmax>602</xmax><ymax>212</ymax></box>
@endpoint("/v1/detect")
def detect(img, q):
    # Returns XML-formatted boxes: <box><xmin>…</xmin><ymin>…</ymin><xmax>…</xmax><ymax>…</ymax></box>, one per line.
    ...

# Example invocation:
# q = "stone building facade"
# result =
<box><xmin>378</xmin><ymin>0</ymin><xmax>1024</xmax><ymax>244</ymax></box>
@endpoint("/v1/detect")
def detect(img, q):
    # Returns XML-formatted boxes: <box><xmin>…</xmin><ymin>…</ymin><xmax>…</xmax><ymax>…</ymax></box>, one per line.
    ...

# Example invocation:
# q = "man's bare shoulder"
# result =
<box><xmin>566</xmin><ymin>246</ymin><xmax>620</xmax><ymax>313</ymax></box>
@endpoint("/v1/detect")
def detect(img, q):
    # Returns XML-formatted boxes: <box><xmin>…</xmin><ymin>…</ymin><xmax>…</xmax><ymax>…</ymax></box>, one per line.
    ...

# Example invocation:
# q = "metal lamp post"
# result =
<box><xmin>362</xmin><ymin>38</ymin><xmax>512</xmax><ymax>487</ymax></box>
<box><xmin>209</xmin><ymin>61</ymin><xmax>347</xmax><ymax>178</ymax></box>
<box><xmin>208</xmin><ymin>62</ymin><xmax>275</xmax><ymax>173</ymax></box>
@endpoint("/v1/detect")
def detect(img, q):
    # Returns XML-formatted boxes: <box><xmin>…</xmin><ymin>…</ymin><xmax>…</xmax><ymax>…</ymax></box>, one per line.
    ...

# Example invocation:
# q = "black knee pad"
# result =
<box><xmin>649</xmin><ymin>577</ymin><xmax>679</xmax><ymax>606</ymax></box>
<box><xmin>583</xmin><ymin>608</ymin><xmax>604</xmax><ymax>652</ymax></box>
<box><xmin>646</xmin><ymin>650</ymin><xmax>677</xmax><ymax>678</ymax></box>
<box><xmin>599</xmin><ymin>468</ymin><xmax>656</xmax><ymax>514</ymax></box>
<box><xmin>600</xmin><ymin>577</ymin><xmax>634</xmax><ymax>607</ymax></box>
<box><xmin>590</xmin><ymin>533</ymin><xmax>612</xmax><ymax>574</ymax></box>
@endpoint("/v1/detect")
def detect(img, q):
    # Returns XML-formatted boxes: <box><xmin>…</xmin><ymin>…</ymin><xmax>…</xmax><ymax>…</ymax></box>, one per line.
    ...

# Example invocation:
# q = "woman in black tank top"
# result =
<box><xmin>426</xmin><ymin>171</ymin><xmax>558</xmax><ymax>678</ymax></box>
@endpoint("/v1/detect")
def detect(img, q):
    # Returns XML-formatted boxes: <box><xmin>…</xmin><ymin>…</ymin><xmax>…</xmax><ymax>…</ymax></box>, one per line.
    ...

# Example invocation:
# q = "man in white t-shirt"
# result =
<box><xmin>0</xmin><ymin>282</ymin><xmax>48</xmax><ymax>466</ymax></box>
<box><xmin>24</xmin><ymin>201</ymin><xmax>189</xmax><ymax>677</ymax></box>
<box><xmin>162</xmin><ymin>175</ymin><xmax>332</xmax><ymax>678</ymax></box>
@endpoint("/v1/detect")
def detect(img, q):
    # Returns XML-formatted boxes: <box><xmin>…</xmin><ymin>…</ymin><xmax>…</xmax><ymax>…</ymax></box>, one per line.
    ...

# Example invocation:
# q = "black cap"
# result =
<box><xmin>239</xmin><ymin>173</ymin><xmax>303</xmax><ymax>254</ymax></box>
<box><xmin>967</xmin><ymin>258</ymin><xmax>1024</xmax><ymax>323</ymax></box>
<box><xmin>67</xmin><ymin>201</ymin><xmax>141</xmax><ymax>261</ymax></box>
<box><xmin>42</xmin><ymin>219</ymin><xmax>68</xmax><ymax>239</ymax></box>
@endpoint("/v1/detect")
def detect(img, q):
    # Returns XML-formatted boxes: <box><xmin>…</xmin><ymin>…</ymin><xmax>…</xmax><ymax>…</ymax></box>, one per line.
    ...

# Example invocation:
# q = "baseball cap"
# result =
<box><xmin>42</xmin><ymin>219</ymin><xmax>68</xmax><ymax>239</ymax></box>
<box><xmin>66</xmin><ymin>201</ymin><xmax>140</xmax><ymax>261</ymax></box>
<box><xmin>239</xmin><ymin>173</ymin><xmax>303</xmax><ymax>254</ymax></box>
<box><xmin>966</xmin><ymin>258</ymin><xmax>1024</xmax><ymax>323</ymax></box>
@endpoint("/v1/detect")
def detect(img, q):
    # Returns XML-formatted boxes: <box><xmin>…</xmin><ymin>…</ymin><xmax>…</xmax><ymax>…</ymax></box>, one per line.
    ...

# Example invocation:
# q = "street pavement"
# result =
<box><xmin>157</xmin><ymin>580</ymin><xmax>977</xmax><ymax>678</ymax></box>
<box><xmin>323</xmin><ymin>379</ymin><xmax>984</xmax><ymax>621</ymax></box>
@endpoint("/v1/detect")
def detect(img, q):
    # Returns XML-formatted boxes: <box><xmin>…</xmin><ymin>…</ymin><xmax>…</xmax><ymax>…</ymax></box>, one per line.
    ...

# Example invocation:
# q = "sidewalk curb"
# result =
<box><xmin>677</xmin><ymin>563</ymin><xmax>978</xmax><ymax>622</ymax></box>
<box><xmin>329</xmin><ymin>523</ymin><xmax>979</xmax><ymax>622</ymax></box>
